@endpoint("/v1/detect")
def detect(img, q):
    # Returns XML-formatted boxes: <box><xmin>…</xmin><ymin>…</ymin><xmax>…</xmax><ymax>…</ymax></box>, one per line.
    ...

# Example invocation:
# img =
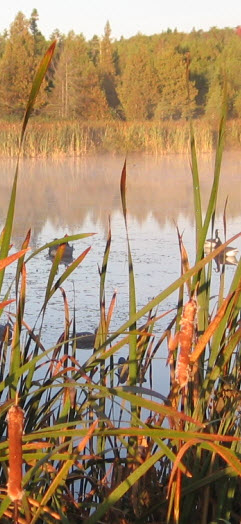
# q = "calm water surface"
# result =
<box><xmin>0</xmin><ymin>152</ymin><xmax>240</xmax><ymax>395</ymax></box>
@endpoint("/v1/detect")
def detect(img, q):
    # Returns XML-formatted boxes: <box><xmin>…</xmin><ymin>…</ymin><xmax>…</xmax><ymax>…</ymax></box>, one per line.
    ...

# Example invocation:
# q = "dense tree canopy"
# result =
<box><xmin>118</xmin><ymin>40</ymin><xmax>159</xmax><ymax>120</ymax></box>
<box><xmin>48</xmin><ymin>32</ymin><xmax>110</xmax><ymax>119</ymax></box>
<box><xmin>0</xmin><ymin>12</ymin><xmax>241</xmax><ymax>121</ymax></box>
<box><xmin>154</xmin><ymin>47</ymin><xmax>198</xmax><ymax>120</ymax></box>
<box><xmin>0</xmin><ymin>12</ymin><xmax>48</xmax><ymax>117</ymax></box>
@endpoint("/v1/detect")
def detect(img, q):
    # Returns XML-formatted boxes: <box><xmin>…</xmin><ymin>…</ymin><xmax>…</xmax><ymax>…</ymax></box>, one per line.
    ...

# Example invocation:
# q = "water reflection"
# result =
<box><xmin>0</xmin><ymin>153</ymin><xmax>240</xmax><ymax>396</ymax></box>
<box><xmin>0</xmin><ymin>151</ymin><xmax>240</xmax><ymax>248</ymax></box>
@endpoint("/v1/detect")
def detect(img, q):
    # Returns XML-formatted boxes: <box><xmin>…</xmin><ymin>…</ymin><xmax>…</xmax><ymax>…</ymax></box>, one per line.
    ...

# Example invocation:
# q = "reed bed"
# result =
<box><xmin>0</xmin><ymin>118</ymin><xmax>241</xmax><ymax>157</ymax></box>
<box><xmin>0</xmin><ymin>43</ymin><xmax>241</xmax><ymax>524</ymax></box>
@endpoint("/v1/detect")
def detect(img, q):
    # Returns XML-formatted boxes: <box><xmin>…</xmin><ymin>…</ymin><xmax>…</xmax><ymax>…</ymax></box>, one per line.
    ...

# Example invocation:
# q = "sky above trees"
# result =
<box><xmin>1</xmin><ymin>0</ymin><xmax>241</xmax><ymax>40</ymax></box>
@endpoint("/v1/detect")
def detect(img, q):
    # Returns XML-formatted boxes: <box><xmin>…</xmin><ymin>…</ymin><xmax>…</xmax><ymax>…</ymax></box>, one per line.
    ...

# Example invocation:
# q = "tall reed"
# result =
<box><xmin>0</xmin><ymin>119</ymin><xmax>240</xmax><ymax>157</ymax></box>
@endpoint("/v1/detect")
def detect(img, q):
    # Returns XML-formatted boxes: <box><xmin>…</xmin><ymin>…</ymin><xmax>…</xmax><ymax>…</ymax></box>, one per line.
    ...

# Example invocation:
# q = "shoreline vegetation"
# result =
<box><xmin>0</xmin><ymin>118</ymin><xmax>240</xmax><ymax>157</ymax></box>
<box><xmin>1</xmin><ymin>11</ymin><xmax>241</xmax><ymax>161</ymax></box>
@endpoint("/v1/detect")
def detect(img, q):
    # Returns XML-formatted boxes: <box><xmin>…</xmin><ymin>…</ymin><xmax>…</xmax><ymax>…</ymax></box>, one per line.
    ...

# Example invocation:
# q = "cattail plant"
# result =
<box><xmin>7</xmin><ymin>405</ymin><xmax>24</xmax><ymax>502</ymax></box>
<box><xmin>175</xmin><ymin>297</ymin><xmax>197</xmax><ymax>389</ymax></box>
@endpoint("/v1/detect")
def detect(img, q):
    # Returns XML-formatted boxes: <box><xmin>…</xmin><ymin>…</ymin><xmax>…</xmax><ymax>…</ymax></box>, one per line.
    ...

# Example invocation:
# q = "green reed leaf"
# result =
<box><xmin>0</xmin><ymin>496</ymin><xmax>11</xmax><ymax>519</ymax></box>
<box><xmin>120</xmin><ymin>160</ymin><xmax>137</xmax><ymax>389</ymax></box>
<box><xmin>85</xmin><ymin>232</ymin><xmax>241</xmax><ymax>365</ymax></box>
<box><xmin>20</xmin><ymin>41</ymin><xmax>56</xmax><ymax>148</ymax></box>
<box><xmin>0</xmin><ymin>42</ymin><xmax>56</xmax><ymax>296</ymax></box>
<box><xmin>47</xmin><ymin>246</ymin><xmax>91</xmax><ymax>302</ymax></box>
<box><xmin>25</xmin><ymin>232</ymin><xmax>95</xmax><ymax>262</ymax></box>
<box><xmin>190</xmin><ymin>121</ymin><xmax>202</xmax><ymax>247</ymax></box>
<box><xmin>85</xmin><ymin>449</ymin><xmax>165</xmax><ymax>523</ymax></box>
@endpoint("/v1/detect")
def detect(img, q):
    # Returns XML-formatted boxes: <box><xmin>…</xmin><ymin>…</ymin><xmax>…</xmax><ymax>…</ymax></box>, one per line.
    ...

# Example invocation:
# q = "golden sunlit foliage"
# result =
<box><xmin>0</xmin><ymin>12</ymin><xmax>241</xmax><ymax>123</ymax></box>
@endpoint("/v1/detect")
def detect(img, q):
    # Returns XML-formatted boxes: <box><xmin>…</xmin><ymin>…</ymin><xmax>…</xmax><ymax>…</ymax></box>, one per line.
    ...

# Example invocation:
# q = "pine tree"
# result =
<box><xmin>154</xmin><ymin>48</ymin><xmax>198</xmax><ymax>120</ymax></box>
<box><xmin>88</xmin><ymin>35</ymin><xmax>100</xmax><ymax>66</ymax></box>
<box><xmin>0</xmin><ymin>30</ymin><xmax>7</xmax><ymax>59</ymax></box>
<box><xmin>118</xmin><ymin>43</ymin><xmax>159</xmax><ymax>120</ymax></box>
<box><xmin>0</xmin><ymin>12</ymin><xmax>48</xmax><ymax>118</ymax></box>
<box><xmin>99</xmin><ymin>22</ymin><xmax>120</xmax><ymax>117</ymax></box>
<box><xmin>205</xmin><ymin>29</ymin><xmax>241</xmax><ymax>119</ymax></box>
<box><xmin>48</xmin><ymin>32</ymin><xmax>110</xmax><ymax>120</ymax></box>
<box><xmin>29</xmin><ymin>8</ymin><xmax>46</xmax><ymax>57</ymax></box>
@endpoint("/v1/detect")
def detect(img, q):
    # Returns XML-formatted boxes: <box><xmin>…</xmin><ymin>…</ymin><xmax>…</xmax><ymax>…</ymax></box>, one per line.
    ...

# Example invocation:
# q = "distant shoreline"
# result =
<box><xmin>0</xmin><ymin>119</ymin><xmax>240</xmax><ymax>157</ymax></box>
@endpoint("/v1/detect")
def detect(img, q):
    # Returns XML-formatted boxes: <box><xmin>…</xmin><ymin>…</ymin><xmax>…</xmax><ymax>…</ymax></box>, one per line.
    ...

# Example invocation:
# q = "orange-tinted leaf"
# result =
<box><xmin>77</xmin><ymin>419</ymin><xmax>99</xmax><ymax>453</ymax></box>
<box><xmin>0</xmin><ymin>299</ymin><xmax>15</xmax><ymax>310</ymax></box>
<box><xmin>0</xmin><ymin>248</ymin><xmax>30</xmax><ymax>271</ymax></box>
<box><xmin>190</xmin><ymin>291</ymin><xmax>234</xmax><ymax>364</ymax></box>
<box><xmin>168</xmin><ymin>439</ymin><xmax>196</xmax><ymax>497</ymax></box>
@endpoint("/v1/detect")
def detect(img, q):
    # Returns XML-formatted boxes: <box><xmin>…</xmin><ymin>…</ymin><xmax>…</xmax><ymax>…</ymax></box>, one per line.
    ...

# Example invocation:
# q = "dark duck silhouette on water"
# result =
<box><xmin>0</xmin><ymin>323</ymin><xmax>12</xmax><ymax>345</ymax></box>
<box><xmin>48</xmin><ymin>238</ymin><xmax>74</xmax><ymax>261</ymax></box>
<box><xmin>73</xmin><ymin>330</ymin><xmax>97</xmax><ymax>349</ymax></box>
<box><xmin>116</xmin><ymin>356</ymin><xmax>129</xmax><ymax>384</ymax></box>
<box><xmin>116</xmin><ymin>356</ymin><xmax>147</xmax><ymax>384</ymax></box>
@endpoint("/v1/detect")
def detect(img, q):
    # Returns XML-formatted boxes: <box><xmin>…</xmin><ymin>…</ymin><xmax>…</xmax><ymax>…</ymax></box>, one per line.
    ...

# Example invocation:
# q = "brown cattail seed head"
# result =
<box><xmin>7</xmin><ymin>405</ymin><xmax>24</xmax><ymax>501</ymax></box>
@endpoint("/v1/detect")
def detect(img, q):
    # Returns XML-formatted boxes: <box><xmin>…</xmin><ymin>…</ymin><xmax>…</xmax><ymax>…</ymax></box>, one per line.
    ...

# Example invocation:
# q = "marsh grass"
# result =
<box><xmin>0</xmin><ymin>43</ymin><xmax>240</xmax><ymax>524</ymax></box>
<box><xmin>0</xmin><ymin>119</ymin><xmax>241</xmax><ymax>157</ymax></box>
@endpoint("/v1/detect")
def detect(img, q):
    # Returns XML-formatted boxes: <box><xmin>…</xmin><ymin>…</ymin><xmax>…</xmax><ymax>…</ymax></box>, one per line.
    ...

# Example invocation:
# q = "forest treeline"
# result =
<box><xmin>0</xmin><ymin>10</ymin><xmax>241</xmax><ymax>156</ymax></box>
<box><xmin>0</xmin><ymin>10</ymin><xmax>241</xmax><ymax>123</ymax></box>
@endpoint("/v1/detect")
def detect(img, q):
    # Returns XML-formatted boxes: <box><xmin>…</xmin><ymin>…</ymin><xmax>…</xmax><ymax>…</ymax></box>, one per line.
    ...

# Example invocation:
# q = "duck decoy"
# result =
<box><xmin>48</xmin><ymin>239</ymin><xmax>74</xmax><ymax>259</ymax></box>
<box><xmin>73</xmin><ymin>331</ymin><xmax>96</xmax><ymax>349</ymax></box>
<box><xmin>0</xmin><ymin>323</ymin><xmax>12</xmax><ymax>345</ymax></box>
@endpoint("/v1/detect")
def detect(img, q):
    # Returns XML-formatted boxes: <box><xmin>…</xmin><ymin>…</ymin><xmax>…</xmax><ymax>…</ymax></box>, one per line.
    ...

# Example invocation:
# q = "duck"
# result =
<box><xmin>224</xmin><ymin>255</ymin><xmax>239</xmax><ymax>266</ymax></box>
<box><xmin>73</xmin><ymin>331</ymin><xmax>96</xmax><ymax>349</ymax></box>
<box><xmin>48</xmin><ymin>239</ymin><xmax>74</xmax><ymax>259</ymax></box>
<box><xmin>115</xmin><ymin>356</ymin><xmax>147</xmax><ymax>384</ymax></box>
<box><xmin>204</xmin><ymin>229</ymin><xmax>239</xmax><ymax>258</ymax></box>
<box><xmin>214</xmin><ymin>254</ymin><xmax>239</xmax><ymax>273</ymax></box>
<box><xmin>214</xmin><ymin>231</ymin><xmax>239</xmax><ymax>258</ymax></box>
<box><xmin>0</xmin><ymin>322</ymin><xmax>12</xmax><ymax>346</ymax></box>
<box><xmin>116</xmin><ymin>356</ymin><xmax>129</xmax><ymax>384</ymax></box>
<box><xmin>204</xmin><ymin>229</ymin><xmax>219</xmax><ymax>254</ymax></box>
<box><xmin>212</xmin><ymin>232</ymin><xmax>239</xmax><ymax>272</ymax></box>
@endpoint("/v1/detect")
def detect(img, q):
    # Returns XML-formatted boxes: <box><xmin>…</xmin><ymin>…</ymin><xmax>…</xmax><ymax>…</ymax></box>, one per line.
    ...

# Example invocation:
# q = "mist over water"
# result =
<box><xmin>0</xmin><ymin>151</ymin><xmax>240</xmax><ymax>244</ymax></box>
<box><xmin>0</xmin><ymin>152</ymin><xmax>240</xmax><ymax>395</ymax></box>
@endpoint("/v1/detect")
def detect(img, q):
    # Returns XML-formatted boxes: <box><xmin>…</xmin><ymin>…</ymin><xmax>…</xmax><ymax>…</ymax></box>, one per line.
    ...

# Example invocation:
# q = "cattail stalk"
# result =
<box><xmin>176</xmin><ymin>298</ymin><xmax>197</xmax><ymax>388</ymax></box>
<box><xmin>7</xmin><ymin>405</ymin><xmax>24</xmax><ymax>501</ymax></box>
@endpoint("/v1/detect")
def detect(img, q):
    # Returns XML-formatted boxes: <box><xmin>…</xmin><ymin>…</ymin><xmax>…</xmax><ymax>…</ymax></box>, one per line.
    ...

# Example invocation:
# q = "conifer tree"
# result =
<box><xmin>0</xmin><ymin>30</ymin><xmax>7</xmax><ymax>59</ymax></box>
<box><xmin>118</xmin><ymin>43</ymin><xmax>159</xmax><ymax>120</ymax></box>
<box><xmin>99</xmin><ymin>22</ymin><xmax>121</xmax><ymax>117</ymax></box>
<box><xmin>48</xmin><ymin>32</ymin><xmax>110</xmax><ymax>120</ymax></box>
<box><xmin>29</xmin><ymin>8</ymin><xmax>46</xmax><ymax>57</ymax></box>
<box><xmin>99</xmin><ymin>21</ymin><xmax>121</xmax><ymax>118</ymax></box>
<box><xmin>0</xmin><ymin>12</ymin><xmax>48</xmax><ymax>118</ymax></box>
<box><xmin>154</xmin><ymin>49</ymin><xmax>198</xmax><ymax>120</ymax></box>
<box><xmin>88</xmin><ymin>35</ymin><xmax>100</xmax><ymax>66</ymax></box>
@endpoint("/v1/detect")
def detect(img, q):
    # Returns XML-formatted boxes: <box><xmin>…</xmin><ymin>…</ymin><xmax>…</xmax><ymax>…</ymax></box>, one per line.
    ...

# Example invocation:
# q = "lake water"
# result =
<box><xmin>0</xmin><ymin>152</ymin><xmax>240</xmax><ymax>396</ymax></box>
